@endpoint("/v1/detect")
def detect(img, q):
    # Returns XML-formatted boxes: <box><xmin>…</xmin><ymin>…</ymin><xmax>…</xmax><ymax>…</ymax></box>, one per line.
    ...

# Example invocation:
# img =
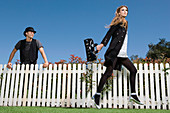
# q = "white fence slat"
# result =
<box><xmin>92</xmin><ymin>63</ymin><xmax>97</xmax><ymax>108</ymax></box>
<box><xmin>18</xmin><ymin>64</ymin><xmax>25</xmax><ymax>106</ymax></box>
<box><xmin>101</xmin><ymin>66</ymin><xmax>106</xmax><ymax>108</ymax></box>
<box><xmin>98</xmin><ymin>64</ymin><xmax>102</xmax><ymax>108</ymax></box>
<box><xmin>77</xmin><ymin>64</ymin><xmax>81</xmax><ymax>107</ymax></box>
<box><xmin>82</xmin><ymin>64</ymin><xmax>86</xmax><ymax>107</ymax></box>
<box><xmin>118</xmin><ymin>70</ymin><xmax>122</xmax><ymax>108</ymax></box>
<box><xmin>0</xmin><ymin>64</ymin><xmax>3</xmax><ymax>88</ymax></box>
<box><xmin>67</xmin><ymin>64</ymin><xmax>71</xmax><ymax>107</ymax></box>
<box><xmin>42</xmin><ymin>67</ymin><xmax>47</xmax><ymax>106</ymax></box>
<box><xmin>108</xmin><ymin>80</ymin><xmax>112</xmax><ymax>109</ymax></box>
<box><xmin>13</xmin><ymin>64</ymin><xmax>20</xmax><ymax>106</ymax></box>
<box><xmin>144</xmin><ymin>63</ymin><xmax>150</xmax><ymax>109</ymax></box>
<box><xmin>92</xmin><ymin>63</ymin><xmax>97</xmax><ymax>94</ymax></box>
<box><xmin>108</xmin><ymin>90</ymin><xmax>112</xmax><ymax>108</ymax></box>
<box><xmin>150</xmin><ymin>63</ymin><xmax>155</xmax><ymax>109</ymax></box>
<box><xmin>51</xmin><ymin>64</ymin><xmax>57</xmax><ymax>107</ymax></box>
<box><xmin>47</xmin><ymin>64</ymin><xmax>52</xmax><ymax>107</ymax></box>
<box><xmin>0</xmin><ymin>64</ymin><xmax>2</xmax><ymax>104</ymax></box>
<box><xmin>23</xmin><ymin>64</ymin><xmax>30</xmax><ymax>106</ymax></box>
<box><xmin>103</xmin><ymin>89</ymin><xmax>107</xmax><ymax>108</ymax></box>
<box><xmin>8</xmin><ymin>64</ymin><xmax>16</xmax><ymax>106</ymax></box>
<box><xmin>86</xmin><ymin>64</ymin><xmax>91</xmax><ymax>108</ymax></box>
<box><xmin>98</xmin><ymin>65</ymin><xmax>103</xmax><ymax>108</ymax></box>
<box><xmin>133</xmin><ymin>64</ymin><xmax>138</xmax><ymax>109</ymax></box>
<box><xmin>4</xmin><ymin>67</ymin><xmax>12</xmax><ymax>106</ymax></box>
<box><xmin>102</xmin><ymin>66</ymin><xmax>107</xmax><ymax>108</ymax></box>
<box><xmin>72</xmin><ymin>64</ymin><xmax>76</xmax><ymax>107</ymax></box>
<box><xmin>0</xmin><ymin>65</ymin><xmax>7</xmax><ymax>106</ymax></box>
<box><xmin>61</xmin><ymin>64</ymin><xmax>66</xmax><ymax>107</ymax></box>
<box><xmin>57</xmin><ymin>64</ymin><xmax>62</xmax><ymax>107</ymax></box>
<box><xmin>113</xmin><ymin>70</ymin><xmax>117</xmax><ymax>108</ymax></box>
<box><xmin>123</xmin><ymin>66</ymin><xmax>128</xmax><ymax>109</ymax></box>
<box><xmin>37</xmin><ymin>64</ymin><xmax>43</xmax><ymax>106</ymax></box>
<box><xmin>155</xmin><ymin>63</ymin><xmax>161</xmax><ymax>109</ymax></box>
<box><xmin>32</xmin><ymin>64</ymin><xmax>38</xmax><ymax>106</ymax></box>
<box><xmin>47</xmin><ymin>65</ymin><xmax>52</xmax><ymax>106</ymax></box>
<box><xmin>27</xmin><ymin>64</ymin><xmax>34</xmax><ymax>106</ymax></box>
<box><xmin>160</xmin><ymin>63</ymin><xmax>166</xmax><ymax>109</ymax></box>
<box><xmin>98</xmin><ymin>64</ymin><xmax>102</xmax><ymax>85</ymax></box>
<box><xmin>139</xmin><ymin>64</ymin><xmax>144</xmax><ymax>109</ymax></box>
<box><xmin>166</xmin><ymin>63</ymin><xmax>170</xmax><ymax>109</ymax></box>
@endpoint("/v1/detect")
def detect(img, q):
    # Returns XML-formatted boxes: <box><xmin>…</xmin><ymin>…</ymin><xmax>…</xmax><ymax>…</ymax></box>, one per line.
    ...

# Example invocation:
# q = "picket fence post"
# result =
<box><xmin>82</xmin><ymin>64</ymin><xmax>86</xmax><ymax>107</ymax></box>
<box><xmin>166</xmin><ymin>63</ymin><xmax>170</xmax><ymax>109</ymax></box>
<box><xmin>144</xmin><ymin>63</ymin><xmax>149</xmax><ymax>109</ymax></box>
<box><xmin>37</xmin><ymin>64</ymin><xmax>43</xmax><ymax>106</ymax></box>
<box><xmin>134</xmin><ymin>63</ymin><xmax>138</xmax><ymax>109</ymax></box>
<box><xmin>13</xmin><ymin>64</ymin><xmax>20</xmax><ymax>106</ymax></box>
<box><xmin>150</xmin><ymin>63</ymin><xmax>155</xmax><ymax>109</ymax></box>
<box><xmin>155</xmin><ymin>63</ymin><xmax>161</xmax><ymax>109</ymax></box>
<box><xmin>32</xmin><ymin>64</ymin><xmax>39</xmax><ymax>106</ymax></box>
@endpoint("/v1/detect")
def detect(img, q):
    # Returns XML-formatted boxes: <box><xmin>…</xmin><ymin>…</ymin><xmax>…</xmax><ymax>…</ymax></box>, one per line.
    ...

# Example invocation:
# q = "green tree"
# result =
<box><xmin>146</xmin><ymin>38</ymin><xmax>170</xmax><ymax>60</ymax></box>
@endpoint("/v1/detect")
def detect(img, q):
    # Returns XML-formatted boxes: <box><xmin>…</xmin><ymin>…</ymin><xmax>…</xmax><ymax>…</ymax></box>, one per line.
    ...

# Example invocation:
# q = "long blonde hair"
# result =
<box><xmin>106</xmin><ymin>5</ymin><xmax>128</xmax><ymax>29</ymax></box>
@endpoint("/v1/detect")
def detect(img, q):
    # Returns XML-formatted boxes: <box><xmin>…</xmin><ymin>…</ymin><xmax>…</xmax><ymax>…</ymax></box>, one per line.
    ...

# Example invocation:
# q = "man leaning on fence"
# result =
<box><xmin>7</xmin><ymin>27</ymin><xmax>49</xmax><ymax>68</ymax></box>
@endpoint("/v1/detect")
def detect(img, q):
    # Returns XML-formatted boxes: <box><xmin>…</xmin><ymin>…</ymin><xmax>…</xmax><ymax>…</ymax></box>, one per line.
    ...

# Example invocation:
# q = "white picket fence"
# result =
<box><xmin>0</xmin><ymin>63</ymin><xmax>170</xmax><ymax>109</ymax></box>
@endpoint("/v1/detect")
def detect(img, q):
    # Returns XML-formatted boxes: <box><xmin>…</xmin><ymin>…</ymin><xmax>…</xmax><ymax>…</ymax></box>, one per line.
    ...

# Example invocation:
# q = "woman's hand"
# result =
<box><xmin>96</xmin><ymin>44</ymin><xmax>104</xmax><ymax>53</ymax></box>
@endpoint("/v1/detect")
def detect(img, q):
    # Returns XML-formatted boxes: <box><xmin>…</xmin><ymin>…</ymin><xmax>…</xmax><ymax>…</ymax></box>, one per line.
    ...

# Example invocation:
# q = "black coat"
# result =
<box><xmin>101</xmin><ymin>23</ymin><xmax>127</xmax><ymax>71</ymax></box>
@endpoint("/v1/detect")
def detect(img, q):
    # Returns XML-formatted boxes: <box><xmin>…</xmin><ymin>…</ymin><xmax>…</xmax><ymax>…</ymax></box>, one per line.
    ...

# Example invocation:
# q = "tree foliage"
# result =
<box><xmin>146</xmin><ymin>38</ymin><xmax>170</xmax><ymax>60</ymax></box>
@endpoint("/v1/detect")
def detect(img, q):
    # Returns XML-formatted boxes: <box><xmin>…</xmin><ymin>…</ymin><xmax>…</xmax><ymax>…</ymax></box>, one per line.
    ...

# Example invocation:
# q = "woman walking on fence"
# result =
<box><xmin>92</xmin><ymin>5</ymin><xmax>143</xmax><ymax>109</ymax></box>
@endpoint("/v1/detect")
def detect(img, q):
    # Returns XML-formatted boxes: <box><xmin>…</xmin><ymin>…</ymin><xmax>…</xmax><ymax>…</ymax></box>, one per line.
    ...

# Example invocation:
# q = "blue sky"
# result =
<box><xmin>0</xmin><ymin>0</ymin><xmax>169</xmax><ymax>64</ymax></box>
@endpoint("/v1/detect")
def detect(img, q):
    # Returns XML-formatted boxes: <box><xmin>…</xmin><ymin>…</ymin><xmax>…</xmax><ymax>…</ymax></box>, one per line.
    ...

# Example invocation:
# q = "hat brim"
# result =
<box><xmin>23</xmin><ymin>30</ymin><xmax>36</xmax><ymax>36</ymax></box>
<box><xmin>28</xmin><ymin>30</ymin><xmax>36</xmax><ymax>33</ymax></box>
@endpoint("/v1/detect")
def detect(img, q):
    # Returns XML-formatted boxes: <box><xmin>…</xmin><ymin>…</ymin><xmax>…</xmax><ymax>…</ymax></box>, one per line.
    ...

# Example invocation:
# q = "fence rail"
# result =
<box><xmin>0</xmin><ymin>63</ymin><xmax>170</xmax><ymax>109</ymax></box>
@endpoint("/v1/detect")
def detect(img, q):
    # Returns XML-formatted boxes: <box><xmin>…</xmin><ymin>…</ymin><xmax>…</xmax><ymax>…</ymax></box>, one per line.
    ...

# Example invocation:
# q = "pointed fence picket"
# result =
<box><xmin>123</xmin><ymin>66</ymin><xmax>128</xmax><ymax>109</ymax></box>
<box><xmin>32</xmin><ymin>64</ymin><xmax>38</xmax><ymax>106</ymax></box>
<box><xmin>0</xmin><ymin>63</ymin><xmax>169</xmax><ymax>110</ymax></box>
<box><xmin>166</xmin><ymin>63</ymin><xmax>170</xmax><ymax>109</ymax></box>
<box><xmin>150</xmin><ymin>63</ymin><xmax>156</xmax><ymax>109</ymax></box>
<box><xmin>134</xmin><ymin>63</ymin><xmax>138</xmax><ymax>109</ymax></box>
<box><xmin>82</xmin><ymin>64</ymin><xmax>86</xmax><ymax>107</ymax></box>
<box><xmin>155</xmin><ymin>63</ymin><xmax>161</xmax><ymax>109</ymax></box>
<box><xmin>13</xmin><ymin>64</ymin><xmax>20</xmax><ymax>106</ymax></box>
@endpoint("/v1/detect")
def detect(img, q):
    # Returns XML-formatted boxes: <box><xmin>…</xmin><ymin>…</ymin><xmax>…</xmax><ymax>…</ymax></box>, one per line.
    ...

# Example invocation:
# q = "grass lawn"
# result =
<box><xmin>0</xmin><ymin>107</ymin><xmax>169</xmax><ymax>113</ymax></box>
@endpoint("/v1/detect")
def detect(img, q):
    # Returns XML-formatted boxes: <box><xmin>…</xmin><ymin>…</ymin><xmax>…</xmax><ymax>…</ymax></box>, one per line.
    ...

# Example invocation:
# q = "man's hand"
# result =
<box><xmin>43</xmin><ymin>62</ymin><xmax>49</xmax><ymax>68</ymax></box>
<box><xmin>7</xmin><ymin>62</ymin><xmax>12</xmax><ymax>69</ymax></box>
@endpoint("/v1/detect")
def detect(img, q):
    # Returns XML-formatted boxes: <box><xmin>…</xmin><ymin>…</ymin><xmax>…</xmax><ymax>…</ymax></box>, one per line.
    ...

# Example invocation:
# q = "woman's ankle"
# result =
<box><xmin>95</xmin><ymin>92</ymin><xmax>101</xmax><ymax>95</ymax></box>
<box><xmin>131</xmin><ymin>93</ymin><xmax>136</xmax><ymax>95</ymax></box>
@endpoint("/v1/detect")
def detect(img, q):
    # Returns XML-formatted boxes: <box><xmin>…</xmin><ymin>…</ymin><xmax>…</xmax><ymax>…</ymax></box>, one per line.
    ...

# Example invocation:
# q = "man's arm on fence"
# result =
<box><xmin>7</xmin><ymin>48</ymin><xmax>17</xmax><ymax>69</ymax></box>
<box><xmin>39</xmin><ymin>47</ymin><xmax>48</xmax><ymax>68</ymax></box>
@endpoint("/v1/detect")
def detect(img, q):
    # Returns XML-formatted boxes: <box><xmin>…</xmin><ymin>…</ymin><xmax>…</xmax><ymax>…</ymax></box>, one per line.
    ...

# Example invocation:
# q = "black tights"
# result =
<box><xmin>97</xmin><ymin>57</ymin><xmax>137</xmax><ymax>93</ymax></box>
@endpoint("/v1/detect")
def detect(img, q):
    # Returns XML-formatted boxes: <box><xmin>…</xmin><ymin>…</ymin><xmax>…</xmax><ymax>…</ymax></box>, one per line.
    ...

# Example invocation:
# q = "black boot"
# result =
<box><xmin>92</xmin><ymin>93</ymin><xmax>101</xmax><ymax>109</ymax></box>
<box><xmin>129</xmin><ymin>93</ymin><xmax>144</xmax><ymax>105</ymax></box>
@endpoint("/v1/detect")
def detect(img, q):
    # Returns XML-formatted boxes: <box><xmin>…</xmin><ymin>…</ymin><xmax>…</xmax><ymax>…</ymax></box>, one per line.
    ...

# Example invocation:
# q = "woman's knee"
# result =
<box><xmin>131</xmin><ymin>68</ymin><xmax>137</xmax><ymax>74</ymax></box>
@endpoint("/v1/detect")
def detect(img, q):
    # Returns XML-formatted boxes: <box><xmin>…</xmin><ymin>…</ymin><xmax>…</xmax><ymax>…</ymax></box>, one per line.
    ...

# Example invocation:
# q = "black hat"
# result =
<box><xmin>23</xmin><ymin>27</ymin><xmax>36</xmax><ymax>37</ymax></box>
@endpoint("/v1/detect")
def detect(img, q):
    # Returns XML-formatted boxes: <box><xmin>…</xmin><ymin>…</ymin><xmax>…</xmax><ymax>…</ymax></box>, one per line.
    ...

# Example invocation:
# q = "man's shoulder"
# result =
<box><xmin>16</xmin><ymin>39</ymin><xmax>25</xmax><ymax>44</ymax></box>
<box><xmin>35</xmin><ymin>39</ymin><xmax>41</xmax><ymax>43</ymax></box>
<box><xmin>34</xmin><ymin>39</ymin><xmax>43</xmax><ymax>48</ymax></box>
<box><xmin>32</xmin><ymin>39</ymin><xmax>41</xmax><ymax>44</ymax></box>
<box><xmin>15</xmin><ymin>39</ymin><xmax>25</xmax><ymax>49</ymax></box>
<box><xmin>32</xmin><ymin>38</ymin><xmax>39</xmax><ymax>42</ymax></box>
